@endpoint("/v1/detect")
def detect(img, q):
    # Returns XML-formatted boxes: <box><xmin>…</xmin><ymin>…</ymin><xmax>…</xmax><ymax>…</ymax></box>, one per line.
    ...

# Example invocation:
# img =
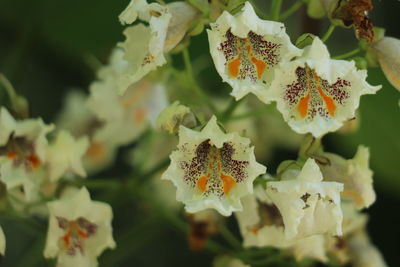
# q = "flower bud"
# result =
<box><xmin>156</xmin><ymin>101</ymin><xmax>197</xmax><ymax>134</ymax></box>
<box><xmin>369</xmin><ymin>37</ymin><xmax>400</xmax><ymax>91</ymax></box>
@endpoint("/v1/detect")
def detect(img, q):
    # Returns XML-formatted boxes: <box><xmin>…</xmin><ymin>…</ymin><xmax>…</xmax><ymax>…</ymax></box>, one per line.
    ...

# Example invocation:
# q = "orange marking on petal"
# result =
<box><xmin>248</xmin><ymin>227</ymin><xmax>259</xmax><ymax>234</ymax></box>
<box><xmin>7</xmin><ymin>152</ymin><xmax>17</xmax><ymax>159</ymax></box>
<box><xmin>220</xmin><ymin>173</ymin><xmax>236</xmax><ymax>195</ymax></box>
<box><xmin>251</xmin><ymin>57</ymin><xmax>267</xmax><ymax>79</ymax></box>
<box><xmin>297</xmin><ymin>93</ymin><xmax>310</xmax><ymax>118</ymax></box>
<box><xmin>134</xmin><ymin>108</ymin><xmax>147</xmax><ymax>124</ymax></box>
<box><xmin>228</xmin><ymin>56</ymin><xmax>241</xmax><ymax>78</ymax></box>
<box><xmin>62</xmin><ymin>231</ymin><xmax>71</xmax><ymax>248</ymax></box>
<box><xmin>27</xmin><ymin>154</ymin><xmax>40</xmax><ymax>169</ymax></box>
<box><xmin>317</xmin><ymin>86</ymin><xmax>336</xmax><ymax>117</ymax></box>
<box><xmin>198</xmin><ymin>174</ymin><xmax>210</xmax><ymax>192</ymax></box>
<box><xmin>86</xmin><ymin>142</ymin><xmax>106</xmax><ymax>163</ymax></box>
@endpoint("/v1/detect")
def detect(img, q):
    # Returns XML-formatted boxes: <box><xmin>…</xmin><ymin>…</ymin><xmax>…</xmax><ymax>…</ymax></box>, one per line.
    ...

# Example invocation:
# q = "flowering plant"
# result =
<box><xmin>0</xmin><ymin>0</ymin><xmax>399</xmax><ymax>266</ymax></box>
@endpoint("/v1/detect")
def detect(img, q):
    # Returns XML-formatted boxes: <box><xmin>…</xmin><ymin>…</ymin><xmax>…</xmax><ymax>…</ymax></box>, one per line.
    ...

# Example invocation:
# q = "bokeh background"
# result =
<box><xmin>0</xmin><ymin>0</ymin><xmax>399</xmax><ymax>266</ymax></box>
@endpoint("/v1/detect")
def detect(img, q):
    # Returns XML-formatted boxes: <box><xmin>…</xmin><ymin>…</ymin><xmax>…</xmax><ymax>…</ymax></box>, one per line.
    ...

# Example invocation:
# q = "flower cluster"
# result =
<box><xmin>1</xmin><ymin>0</ymin><xmax>395</xmax><ymax>266</ymax></box>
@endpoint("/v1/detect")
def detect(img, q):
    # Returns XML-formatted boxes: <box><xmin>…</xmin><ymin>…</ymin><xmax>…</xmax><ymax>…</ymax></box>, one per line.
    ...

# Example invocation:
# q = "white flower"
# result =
<box><xmin>47</xmin><ymin>130</ymin><xmax>89</xmax><ymax>182</ymax></box>
<box><xmin>268</xmin><ymin>37</ymin><xmax>381</xmax><ymax>137</ymax></box>
<box><xmin>318</xmin><ymin>146</ymin><xmax>376</xmax><ymax>209</ymax></box>
<box><xmin>0</xmin><ymin>226</ymin><xmax>5</xmax><ymax>255</ymax></box>
<box><xmin>44</xmin><ymin>187</ymin><xmax>116</xmax><ymax>267</ymax></box>
<box><xmin>0</xmin><ymin>107</ymin><xmax>16</xmax><ymax>146</ymax></box>
<box><xmin>87</xmin><ymin>52</ymin><xmax>168</xmax><ymax>146</ymax></box>
<box><xmin>0</xmin><ymin>109</ymin><xmax>54</xmax><ymax>201</ymax></box>
<box><xmin>117</xmin><ymin>2</ymin><xmax>171</xmax><ymax>93</ymax></box>
<box><xmin>162</xmin><ymin>116</ymin><xmax>266</xmax><ymax>216</ymax></box>
<box><xmin>369</xmin><ymin>36</ymin><xmax>400</xmax><ymax>92</ymax></box>
<box><xmin>348</xmin><ymin>230</ymin><xmax>387</xmax><ymax>267</ymax></box>
<box><xmin>266</xmin><ymin>158</ymin><xmax>343</xmax><ymax>239</ymax></box>
<box><xmin>235</xmin><ymin>187</ymin><xmax>327</xmax><ymax>262</ymax></box>
<box><xmin>207</xmin><ymin>2</ymin><xmax>301</xmax><ymax>101</ymax></box>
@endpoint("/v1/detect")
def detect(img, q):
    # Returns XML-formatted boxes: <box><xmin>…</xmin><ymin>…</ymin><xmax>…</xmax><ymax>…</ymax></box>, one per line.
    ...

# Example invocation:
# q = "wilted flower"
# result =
<box><xmin>46</xmin><ymin>130</ymin><xmax>89</xmax><ymax>182</ymax></box>
<box><xmin>157</xmin><ymin>101</ymin><xmax>196</xmax><ymax>134</ymax></box>
<box><xmin>369</xmin><ymin>36</ymin><xmax>400</xmax><ymax>92</ymax></box>
<box><xmin>316</xmin><ymin>146</ymin><xmax>376</xmax><ymax>209</ymax></box>
<box><xmin>268</xmin><ymin>37</ymin><xmax>381</xmax><ymax>137</ymax></box>
<box><xmin>162</xmin><ymin>116</ymin><xmax>266</xmax><ymax>216</ymax></box>
<box><xmin>44</xmin><ymin>187</ymin><xmax>116</xmax><ymax>267</ymax></box>
<box><xmin>207</xmin><ymin>2</ymin><xmax>301</xmax><ymax>101</ymax></box>
<box><xmin>266</xmin><ymin>158</ymin><xmax>343</xmax><ymax>239</ymax></box>
<box><xmin>186</xmin><ymin>209</ymin><xmax>221</xmax><ymax>251</ymax></box>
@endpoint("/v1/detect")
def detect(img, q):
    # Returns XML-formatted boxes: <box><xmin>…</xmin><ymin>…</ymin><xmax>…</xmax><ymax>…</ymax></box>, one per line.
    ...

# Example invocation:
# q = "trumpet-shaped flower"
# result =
<box><xmin>318</xmin><ymin>146</ymin><xmax>376</xmax><ymax>209</ymax></box>
<box><xmin>266</xmin><ymin>158</ymin><xmax>343</xmax><ymax>239</ymax></box>
<box><xmin>236</xmin><ymin>188</ymin><xmax>327</xmax><ymax>262</ymax></box>
<box><xmin>0</xmin><ymin>108</ymin><xmax>54</xmax><ymax>201</ymax></box>
<box><xmin>268</xmin><ymin>37</ymin><xmax>381</xmax><ymax>137</ymax></box>
<box><xmin>46</xmin><ymin>130</ymin><xmax>89</xmax><ymax>181</ymax></box>
<box><xmin>162</xmin><ymin>116</ymin><xmax>266</xmax><ymax>216</ymax></box>
<box><xmin>207</xmin><ymin>2</ymin><xmax>301</xmax><ymax>101</ymax></box>
<box><xmin>44</xmin><ymin>187</ymin><xmax>116</xmax><ymax>267</ymax></box>
<box><xmin>87</xmin><ymin>50</ymin><xmax>168</xmax><ymax>146</ymax></box>
<box><xmin>118</xmin><ymin>1</ymin><xmax>199</xmax><ymax>93</ymax></box>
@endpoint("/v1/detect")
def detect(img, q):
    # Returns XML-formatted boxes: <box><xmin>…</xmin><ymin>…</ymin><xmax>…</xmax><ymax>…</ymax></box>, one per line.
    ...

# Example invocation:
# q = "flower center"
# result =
<box><xmin>180</xmin><ymin>140</ymin><xmax>249</xmax><ymax>197</ymax></box>
<box><xmin>219</xmin><ymin>29</ymin><xmax>281</xmax><ymax>81</ymax></box>
<box><xmin>57</xmin><ymin>216</ymin><xmax>97</xmax><ymax>256</ymax></box>
<box><xmin>0</xmin><ymin>137</ymin><xmax>41</xmax><ymax>170</ymax></box>
<box><xmin>284</xmin><ymin>65</ymin><xmax>351</xmax><ymax>120</ymax></box>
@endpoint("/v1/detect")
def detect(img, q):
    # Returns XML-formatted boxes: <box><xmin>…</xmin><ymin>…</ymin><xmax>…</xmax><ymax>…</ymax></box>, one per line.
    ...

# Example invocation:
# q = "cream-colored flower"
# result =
<box><xmin>87</xmin><ymin>53</ymin><xmax>168</xmax><ymax>146</ymax></box>
<box><xmin>317</xmin><ymin>146</ymin><xmax>376</xmax><ymax>209</ymax></box>
<box><xmin>236</xmin><ymin>187</ymin><xmax>327</xmax><ymax>262</ymax></box>
<box><xmin>268</xmin><ymin>37</ymin><xmax>381</xmax><ymax>137</ymax></box>
<box><xmin>369</xmin><ymin>36</ymin><xmax>400</xmax><ymax>92</ymax></box>
<box><xmin>0</xmin><ymin>226</ymin><xmax>5</xmax><ymax>255</ymax></box>
<box><xmin>207</xmin><ymin>2</ymin><xmax>301</xmax><ymax>101</ymax></box>
<box><xmin>44</xmin><ymin>187</ymin><xmax>116</xmax><ymax>267</ymax></box>
<box><xmin>46</xmin><ymin>130</ymin><xmax>89</xmax><ymax>182</ymax></box>
<box><xmin>266</xmin><ymin>158</ymin><xmax>343</xmax><ymax>239</ymax></box>
<box><xmin>0</xmin><ymin>109</ymin><xmax>54</xmax><ymax>201</ymax></box>
<box><xmin>347</xmin><ymin>230</ymin><xmax>387</xmax><ymax>267</ymax></box>
<box><xmin>213</xmin><ymin>255</ymin><xmax>250</xmax><ymax>267</ymax></box>
<box><xmin>0</xmin><ymin>107</ymin><xmax>16</xmax><ymax>146</ymax></box>
<box><xmin>162</xmin><ymin>116</ymin><xmax>266</xmax><ymax>216</ymax></box>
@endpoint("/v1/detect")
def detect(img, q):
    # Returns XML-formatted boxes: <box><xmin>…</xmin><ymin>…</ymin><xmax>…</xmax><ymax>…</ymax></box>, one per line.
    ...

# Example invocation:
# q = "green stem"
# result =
<box><xmin>182</xmin><ymin>48</ymin><xmax>219</xmax><ymax>115</ymax></box>
<box><xmin>221</xmin><ymin>97</ymin><xmax>244</xmax><ymax>121</ymax></box>
<box><xmin>219</xmin><ymin>224</ymin><xmax>242</xmax><ymax>249</ymax></box>
<box><xmin>321</xmin><ymin>24</ymin><xmax>336</xmax><ymax>42</ymax></box>
<box><xmin>333</xmin><ymin>47</ymin><xmax>361</xmax><ymax>59</ymax></box>
<box><xmin>270</xmin><ymin>0</ymin><xmax>283</xmax><ymax>21</ymax></box>
<box><xmin>279</xmin><ymin>0</ymin><xmax>305</xmax><ymax>20</ymax></box>
<box><xmin>226</xmin><ymin>105</ymin><xmax>271</xmax><ymax>121</ymax></box>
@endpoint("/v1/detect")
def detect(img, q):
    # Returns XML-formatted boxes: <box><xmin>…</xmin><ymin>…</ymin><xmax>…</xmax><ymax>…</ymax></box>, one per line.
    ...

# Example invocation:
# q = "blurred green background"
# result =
<box><xmin>0</xmin><ymin>0</ymin><xmax>399</xmax><ymax>266</ymax></box>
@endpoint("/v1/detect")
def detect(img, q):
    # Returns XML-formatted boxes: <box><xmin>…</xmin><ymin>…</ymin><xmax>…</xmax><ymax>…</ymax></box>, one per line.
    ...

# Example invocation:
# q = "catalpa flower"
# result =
<box><xmin>317</xmin><ymin>146</ymin><xmax>376</xmax><ymax>209</ymax></box>
<box><xmin>87</xmin><ymin>50</ymin><xmax>168</xmax><ymax>146</ymax></box>
<box><xmin>207</xmin><ymin>2</ymin><xmax>301</xmax><ymax>100</ymax></box>
<box><xmin>162</xmin><ymin>116</ymin><xmax>266</xmax><ymax>216</ymax></box>
<box><xmin>268</xmin><ymin>37</ymin><xmax>381</xmax><ymax>137</ymax></box>
<box><xmin>266</xmin><ymin>158</ymin><xmax>343</xmax><ymax>239</ymax></box>
<box><xmin>235</xmin><ymin>187</ymin><xmax>327</xmax><ymax>262</ymax></box>
<box><xmin>46</xmin><ymin>130</ymin><xmax>89</xmax><ymax>182</ymax></box>
<box><xmin>118</xmin><ymin>1</ymin><xmax>199</xmax><ymax>94</ymax></box>
<box><xmin>44</xmin><ymin>187</ymin><xmax>116</xmax><ymax>267</ymax></box>
<box><xmin>0</xmin><ymin>107</ymin><xmax>54</xmax><ymax>201</ymax></box>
